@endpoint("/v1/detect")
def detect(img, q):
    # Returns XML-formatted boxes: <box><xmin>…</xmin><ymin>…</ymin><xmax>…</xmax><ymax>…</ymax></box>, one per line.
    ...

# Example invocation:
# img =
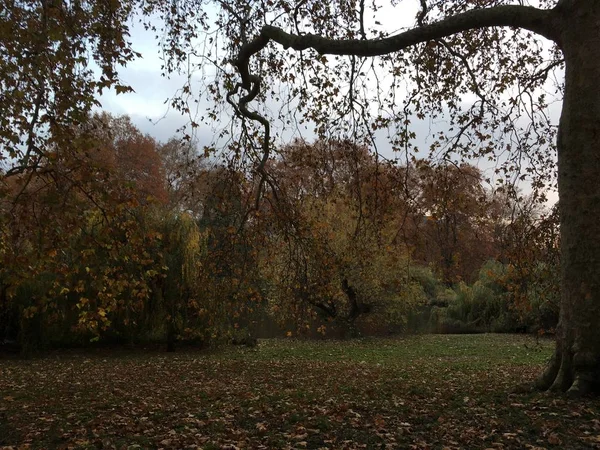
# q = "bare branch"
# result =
<box><xmin>233</xmin><ymin>4</ymin><xmax>558</xmax><ymax>137</ymax></box>
<box><xmin>359</xmin><ymin>0</ymin><xmax>366</xmax><ymax>40</ymax></box>
<box><xmin>237</xmin><ymin>5</ymin><xmax>557</xmax><ymax>75</ymax></box>
<box><xmin>230</xmin><ymin>3</ymin><xmax>560</xmax><ymax>212</ymax></box>
<box><xmin>417</xmin><ymin>0</ymin><xmax>428</xmax><ymax>27</ymax></box>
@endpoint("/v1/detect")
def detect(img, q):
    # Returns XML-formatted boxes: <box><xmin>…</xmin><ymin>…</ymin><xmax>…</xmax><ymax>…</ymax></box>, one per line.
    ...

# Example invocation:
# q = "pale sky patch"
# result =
<box><xmin>94</xmin><ymin>1</ymin><xmax>560</xmax><ymax>205</ymax></box>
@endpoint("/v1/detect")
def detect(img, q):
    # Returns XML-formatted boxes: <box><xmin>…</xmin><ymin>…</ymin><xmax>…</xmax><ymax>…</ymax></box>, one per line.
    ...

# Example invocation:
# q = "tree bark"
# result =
<box><xmin>536</xmin><ymin>1</ymin><xmax>600</xmax><ymax>395</ymax></box>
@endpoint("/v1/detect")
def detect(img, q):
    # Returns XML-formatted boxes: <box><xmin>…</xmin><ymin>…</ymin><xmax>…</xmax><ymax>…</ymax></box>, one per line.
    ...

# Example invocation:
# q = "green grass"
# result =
<box><xmin>226</xmin><ymin>333</ymin><xmax>551</xmax><ymax>364</ymax></box>
<box><xmin>1</xmin><ymin>334</ymin><xmax>599</xmax><ymax>449</ymax></box>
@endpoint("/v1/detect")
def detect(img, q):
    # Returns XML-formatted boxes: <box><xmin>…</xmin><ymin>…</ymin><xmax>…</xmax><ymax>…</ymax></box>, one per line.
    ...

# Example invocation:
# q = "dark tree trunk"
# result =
<box><xmin>537</xmin><ymin>1</ymin><xmax>600</xmax><ymax>395</ymax></box>
<box><xmin>340</xmin><ymin>278</ymin><xmax>373</xmax><ymax>338</ymax></box>
<box><xmin>166</xmin><ymin>327</ymin><xmax>176</xmax><ymax>353</ymax></box>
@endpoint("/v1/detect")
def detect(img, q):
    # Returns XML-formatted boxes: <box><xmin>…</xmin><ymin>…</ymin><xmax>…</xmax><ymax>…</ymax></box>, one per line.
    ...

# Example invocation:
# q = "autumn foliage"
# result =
<box><xmin>0</xmin><ymin>114</ymin><xmax>247</xmax><ymax>350</ymax></box>
<box><xmin>0</xmin><ymin>114</ymin><xmax>559</xmax><ymax>351</ymax></box>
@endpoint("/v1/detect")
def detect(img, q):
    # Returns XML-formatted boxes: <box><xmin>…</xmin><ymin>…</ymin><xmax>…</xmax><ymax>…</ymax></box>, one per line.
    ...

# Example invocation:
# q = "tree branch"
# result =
<box><xmin>358</xmin><ymin>0</ymin><xmax>366</xmax><ymax>39</ymax></box>
<box><xmin>417</xmin><ymin>0</ymin><xmax>428</xmax><ymax>27</ymax></box>
<box><xmin>230</xmin><ymin>3</ymin><xmax>560</xmax><ymax>206</ymax></box>
<box><xmin>237</xmin><ymin>5</ymin><xmax>557</xmax><ymax>78</ymax></box>
<box><xmin>234</xmin><ymin>4</ymin><xmax>558</xmax><ymax>117</ymax></box>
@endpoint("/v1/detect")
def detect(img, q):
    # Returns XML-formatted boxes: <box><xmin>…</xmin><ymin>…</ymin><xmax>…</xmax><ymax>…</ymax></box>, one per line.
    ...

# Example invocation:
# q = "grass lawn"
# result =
<box><xmin>1</xmin><ymin>334</ymin><xmax>599</xmax><ymax>449</ymax></box>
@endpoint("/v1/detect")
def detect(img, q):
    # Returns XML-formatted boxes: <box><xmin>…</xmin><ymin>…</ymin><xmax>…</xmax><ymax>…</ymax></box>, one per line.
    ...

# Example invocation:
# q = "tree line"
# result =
<box><xmin>0</xmin><ymin>113</ymin><xmax>559</xmax><ymax>351</ymax></box>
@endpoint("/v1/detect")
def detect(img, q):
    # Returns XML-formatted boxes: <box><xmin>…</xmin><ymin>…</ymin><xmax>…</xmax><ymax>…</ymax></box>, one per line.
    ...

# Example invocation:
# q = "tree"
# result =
<box><xmin>495</xmin><ymin>199</ymin><xmax>561</xmax><ymax>333</ymax></box>
<box><xmin>96</xmin><ymin>113</ymin><xmax>169</xmax><ymax>206</ymax></box>
<box><xmin>187</xmin><ymin>0</ymin><xmax>594</xmax><ymax>395</ymax></box>
<box><xmin>0</xmin><ymin>0</ymin><xmax>137</xmax><ymax>177</ymax></box>
<box><xmin>260</xmin><ymin>140</ymin><xmax>424</xmax><ymax>335</ymax></box>
<box><xmin>0</xmin><ymin>112</ymin><xmax>215</xmax><ymax>350</ymax></box>
<box><xmin>409</xmin><ymin>160</ymin><xmax>499</xmax><ymax>285</ymax></box>
<box><xmin>158</xmin><ymin>138</ymin><xmax>210</xmax><ymax>212</ymax></box>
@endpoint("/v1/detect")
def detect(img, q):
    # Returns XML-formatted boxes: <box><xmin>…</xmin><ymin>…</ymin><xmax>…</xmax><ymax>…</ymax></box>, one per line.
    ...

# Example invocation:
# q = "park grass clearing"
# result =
<box><xmin>1</xmin><ymin>334</ymin><xmax>599</xmax><ymax>449</ymax></box>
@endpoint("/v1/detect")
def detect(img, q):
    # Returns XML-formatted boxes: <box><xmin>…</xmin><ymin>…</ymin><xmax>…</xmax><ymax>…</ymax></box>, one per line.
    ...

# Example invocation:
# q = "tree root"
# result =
<box><xmin>535</xmin><ymin>347</ymin><xmax>599</xmax><ymax>397</ymax></box>
<box><xmin>535</xmin><ymin>348</ymin><xmax>560</xmax><ymax>391</ymax></box>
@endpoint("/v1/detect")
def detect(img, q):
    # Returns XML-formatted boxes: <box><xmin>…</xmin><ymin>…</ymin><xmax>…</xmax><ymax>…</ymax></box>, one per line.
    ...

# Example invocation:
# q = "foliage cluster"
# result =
<box><xmin>1</xmin><ymin>114</ymin><xmax>560</xmax><ymax>350</ymax></box>
<box><xmin>0</xmin><ymin>114</ymin><xmax>261</xmax><ymax>351</ymax></box>
<box><xmin>256</xmin><ymin>140</ymin><xmax>560</xmax><ymax>338</ymax></box>
<box><xmin>426</xmin><ymin>259</ymin><xmax>559</xmax><ymax>335</ymax></box>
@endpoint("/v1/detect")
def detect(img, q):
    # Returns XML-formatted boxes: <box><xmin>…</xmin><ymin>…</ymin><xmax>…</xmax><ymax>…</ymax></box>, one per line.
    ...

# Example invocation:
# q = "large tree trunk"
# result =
<box><xmin>537</xmin><ymin>1</ymin><xmax>600</xmax><ymax>395</ymax></box>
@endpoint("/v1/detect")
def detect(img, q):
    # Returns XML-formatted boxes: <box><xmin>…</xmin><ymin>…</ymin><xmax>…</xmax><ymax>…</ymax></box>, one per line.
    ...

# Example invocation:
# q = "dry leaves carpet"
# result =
<box><xmin>1</xmin><ymin>334</ymin><xmax>600</xmax><ymax>449</ymax></box>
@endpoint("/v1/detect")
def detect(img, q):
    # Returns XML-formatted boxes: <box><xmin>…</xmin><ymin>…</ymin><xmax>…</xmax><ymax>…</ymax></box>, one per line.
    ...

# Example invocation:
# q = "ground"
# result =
<box><xmin>1</xmin><ymin>334</ymin><xmax>599</xmax><ymax>449</ymax></box>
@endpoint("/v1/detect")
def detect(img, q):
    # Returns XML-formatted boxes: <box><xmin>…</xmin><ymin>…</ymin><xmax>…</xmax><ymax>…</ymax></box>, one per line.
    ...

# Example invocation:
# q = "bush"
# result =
<box><xmin>427</xmin><ymin>261</ymin><xmax>527</xmax><ymax>334</ymax></box>
<box><xmin>230</xmin><ymin>328</ymin><xmax>258</xmax><ymax>347</ymax></box>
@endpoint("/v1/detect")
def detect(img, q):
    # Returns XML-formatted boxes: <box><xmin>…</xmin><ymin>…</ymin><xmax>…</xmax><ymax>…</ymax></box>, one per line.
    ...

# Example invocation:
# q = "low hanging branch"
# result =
<box><xmin>231</xmin><ymin>4</ymin><xmax>558</xmax><ymax>162</ymax></box>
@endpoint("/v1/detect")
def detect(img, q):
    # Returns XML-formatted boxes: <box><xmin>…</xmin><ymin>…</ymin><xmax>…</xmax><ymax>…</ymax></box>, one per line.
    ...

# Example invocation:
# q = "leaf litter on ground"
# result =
<box><xmin>1</xmin><ymin>334</ymin><xmax>599</xmax><ymax>449</ymax></box>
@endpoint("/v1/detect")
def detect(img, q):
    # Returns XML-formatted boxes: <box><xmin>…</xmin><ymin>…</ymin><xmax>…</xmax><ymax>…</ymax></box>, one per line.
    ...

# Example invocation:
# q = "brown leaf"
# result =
<box><xmin>547</xmin><ymin>433</ymin><xmax>561</xmax><ymax>445</ymax></box>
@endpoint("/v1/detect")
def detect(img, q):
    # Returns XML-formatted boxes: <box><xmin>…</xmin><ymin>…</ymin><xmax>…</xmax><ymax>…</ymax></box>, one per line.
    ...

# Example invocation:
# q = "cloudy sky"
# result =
<box><xmin>97</xmin><ymin>25</ymin><xmax>195</xmax><ymax>143</ymax></box>
<box><xmin>98</xmin><ymin>2</ymin><xmax>561</xmax><ymax>204</ymax></box>
<box><xmin>98</xmin><ymin>2</ymin><xmax>424</xmax><ymax>147</ymax></box>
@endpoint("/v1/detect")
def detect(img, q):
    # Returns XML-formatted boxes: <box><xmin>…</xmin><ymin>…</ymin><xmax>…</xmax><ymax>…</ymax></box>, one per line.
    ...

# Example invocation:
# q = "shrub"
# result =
<box><xmin>428</xmin><ymin>261</ymin><xmax>527</xmax><ymax>334</ymax></box>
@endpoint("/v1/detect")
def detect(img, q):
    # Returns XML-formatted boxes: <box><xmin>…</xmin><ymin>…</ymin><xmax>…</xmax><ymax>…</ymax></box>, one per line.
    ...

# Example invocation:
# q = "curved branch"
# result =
<box><xmin>230</xmin><ymin>3</ymin><xmax>560</xmax><ymax>206</ymax></box>
<box><xmin>235</xmin><ymin>4</ymin><xmax>559</xmax><ymax>110</ymax></box>
<box><xmin>237</xmin><ymin>5</ymin><xmax>558</xmax><ymax>79</ymax></box>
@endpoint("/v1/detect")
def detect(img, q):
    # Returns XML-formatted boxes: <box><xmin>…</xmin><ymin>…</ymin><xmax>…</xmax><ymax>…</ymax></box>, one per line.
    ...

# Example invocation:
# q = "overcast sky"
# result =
<box><xmin>97</xmin><ymin>2</ymin><xmax>561</xmax><ymax>204</ymax></box>
<box><xmin>97</xmin><ymin>26</ymin><xmax>195</xmax><ymax>143</ymax></box>
<box><xmin>97</xmin><ymin>2</ymin><xmax>424</xmax><ymax>147</ymax></box>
